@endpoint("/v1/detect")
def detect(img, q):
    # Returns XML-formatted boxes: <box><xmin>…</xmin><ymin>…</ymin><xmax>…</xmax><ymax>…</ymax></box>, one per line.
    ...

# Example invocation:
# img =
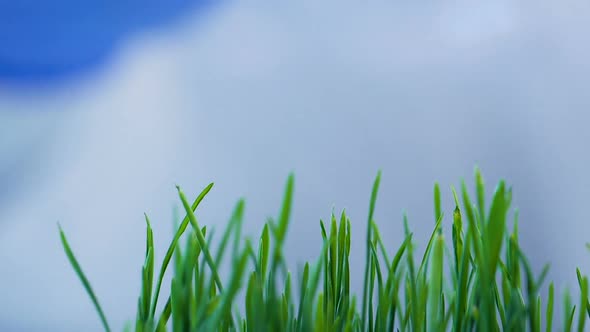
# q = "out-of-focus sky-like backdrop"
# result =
<box><xmin>1</xmin><ymin>1</ymin><xmax>589</xmax><ymax>331</ymax></box>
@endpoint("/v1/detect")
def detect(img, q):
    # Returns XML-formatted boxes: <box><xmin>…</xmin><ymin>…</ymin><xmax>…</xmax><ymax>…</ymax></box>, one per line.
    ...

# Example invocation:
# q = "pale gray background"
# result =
<box><xmin>1</xmin><ymin>1</ymin><xmax>589</xmax><ymax>331</ymax></box>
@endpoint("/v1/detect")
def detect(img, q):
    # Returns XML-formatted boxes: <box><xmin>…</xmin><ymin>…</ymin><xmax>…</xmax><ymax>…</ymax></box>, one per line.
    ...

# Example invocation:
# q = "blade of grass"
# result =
<box><xmin>58</xmin><ymin>224</ymin><xmax>112</xmax><ymax>332</ymax></box>
<box><xmin>576</xmin><ymin>268</ymin><xmax>590</xmax><ymax>319</ymax></box>
<box><xmin>427</xmin><ymin>233</ymin><xmax>444</xmax><ymax>332</ymax></box>
<box><xmin>434</xmin><ymin>182</ymin><xmax>442</xmax><ymax>226</ymax></box>
<box><xmin>177</xmin><ymin>186</ymin><xmax>224</xmax><ymax>292</ymax></box>
<box><xmin>475</xmin><ymin>167</ymin><xmax>486</xmax><ymax>225</ymax></box>
<box><xmin>214</xmin><ymin>199</ymin><xmax>245</xmax><ymax>266</ymax></box>
<box><xmin>150</xmin><ymin>182</ymin><xmax>214</xmax><ymax>317</ymax></box>
<box><xmin>485</xmin><ymin>180</ymin><xmax>508</xmax><ymax>275</ymax></box>
<box><xmin>362</xmin><ymin>170</ymin><xmax>381</xmax><ymax>332</ymax></box>
<box><xmin>577</xmin><ymin>272</ymin><xmax>588</xmax><ymax>332</ymax></box>
<box><xmin>546</xmin><ymin>282</ymin><xmax>554</xmax><ymax>332</ymax></box>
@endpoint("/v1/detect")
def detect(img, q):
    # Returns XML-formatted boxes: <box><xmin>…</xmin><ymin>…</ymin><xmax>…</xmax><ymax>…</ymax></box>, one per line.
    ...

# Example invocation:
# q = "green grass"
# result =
<box><xmin>59</xmin><ymin>168</ymin><xmax>590</xmax><ymax>331</ymax></box>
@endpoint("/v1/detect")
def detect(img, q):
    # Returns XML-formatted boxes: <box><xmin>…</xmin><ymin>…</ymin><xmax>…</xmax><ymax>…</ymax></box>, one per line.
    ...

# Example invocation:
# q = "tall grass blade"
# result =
<box><xmin>58</xmin><ymin>224</ymin><xmax>112</xmax><ymax>332</ymax></box>
<box><xmin>151</xmin><ymin>182</ymin><xmax>214</xmax><ymax>317</ymax></box>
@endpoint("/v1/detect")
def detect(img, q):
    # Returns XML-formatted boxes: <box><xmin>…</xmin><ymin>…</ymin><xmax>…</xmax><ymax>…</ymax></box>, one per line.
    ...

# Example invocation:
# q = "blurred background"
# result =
<box><xmin>1</xmin><ymin>1</ymin><xmax>590</xmax><ymax>331</ymax></box>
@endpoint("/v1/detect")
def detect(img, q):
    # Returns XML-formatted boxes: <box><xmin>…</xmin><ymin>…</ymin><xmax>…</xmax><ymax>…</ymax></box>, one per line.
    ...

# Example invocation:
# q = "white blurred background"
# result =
<box><xmin>1</xmin><ymin>1</ymin><xmax>590</xmax><ymax>331</ymax></box>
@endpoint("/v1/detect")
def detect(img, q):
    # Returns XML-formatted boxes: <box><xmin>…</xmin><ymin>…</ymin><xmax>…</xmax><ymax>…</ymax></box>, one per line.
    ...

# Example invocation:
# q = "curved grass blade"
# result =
<box><xmin>58</xmin><ymin>224</ymin><xmax>112</xmax><ymax>332</ymax></box>
<box><xmin>214</xmin><ymin>199</ymin><xmax>245</xmax><ymax>266</ymax></box>
<box><xmin>275</xmin><ymin>174</ymin><xmax>295</xmax><ymax>245</ymax></box>
<box><xmin>564</xmin><ymin>289</ymin><xmax>575</xmax><ymax>332</ymax></box>
<box><xmin>150</xmin><ymin>182</ymin><xmax>214</xmax><ymax>317</ymax></box>
<box><xmin>576</xmin><ymin>268</ymin><xmax>590</xmax><ymax>320</ymax></box>
<box><xmin>177</xmin><ymin>186</ymin><xmax>224</xmax><ymax>293</ymax></box>
<box><xmin>206</xmin><ymin>241</ymin><xmax>251</xmax><ymax>330</ymax></box>
<box><xmin>155</xmin><ymin>297</ymin><xmax>171</xmax><ymax>332</ymax></box>
<box><xmin>417</xmin><ymin>214</ymin><xmax>443</xmax><ymax>278</ymax></box>
<box><xmin>485</xmin><ymin>180</ymin><xmax>508</xmax><ymax>275</ymax></box>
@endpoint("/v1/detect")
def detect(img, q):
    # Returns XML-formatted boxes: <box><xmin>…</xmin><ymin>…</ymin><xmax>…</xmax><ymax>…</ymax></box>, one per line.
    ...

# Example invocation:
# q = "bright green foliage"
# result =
<box><xmin>60</xmin><ymin>169</ymin><xmax>590</xmax><ymax>331</ymax></box>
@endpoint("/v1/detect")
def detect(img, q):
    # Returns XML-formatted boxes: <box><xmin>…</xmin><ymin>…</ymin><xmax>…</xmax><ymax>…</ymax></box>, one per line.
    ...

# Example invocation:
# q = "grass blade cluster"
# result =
<box><xmin>59</xmin><ymin>169</ymin><xmax>590</xmax><ymax>331</ymax></box>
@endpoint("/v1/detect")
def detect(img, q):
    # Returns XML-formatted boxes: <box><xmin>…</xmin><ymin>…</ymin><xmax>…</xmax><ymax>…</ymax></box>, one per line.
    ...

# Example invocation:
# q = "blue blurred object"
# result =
<box><xmin>0</xmin><ymin>0</ymin><xmax>213</xmax><ymax>81</ymax></box>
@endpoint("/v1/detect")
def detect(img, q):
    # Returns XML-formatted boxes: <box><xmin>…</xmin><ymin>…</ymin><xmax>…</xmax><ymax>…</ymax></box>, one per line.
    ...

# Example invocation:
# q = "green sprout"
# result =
<box><xmin>59</xmin><ymin>169</ymin><xmax>590</xmax><ymax>331</ymax></box>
